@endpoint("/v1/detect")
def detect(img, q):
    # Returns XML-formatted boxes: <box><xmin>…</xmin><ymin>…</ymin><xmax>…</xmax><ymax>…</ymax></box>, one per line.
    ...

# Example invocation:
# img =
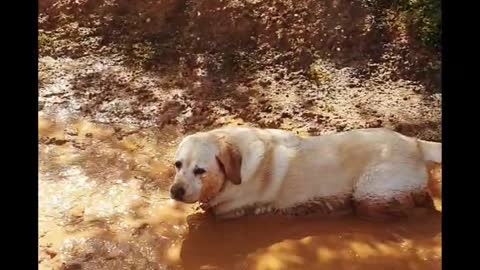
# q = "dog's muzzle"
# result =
<box><xmin>170</xmin><ymin>183</ymin><xmax>186</xmax><ymax>201</ymax></box>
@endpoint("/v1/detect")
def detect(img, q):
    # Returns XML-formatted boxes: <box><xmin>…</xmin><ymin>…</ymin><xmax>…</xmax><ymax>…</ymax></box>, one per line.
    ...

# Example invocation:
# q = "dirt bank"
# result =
<box><xmin>39</xmin><ymin>0</ymin><xmax>441</xmax><ymax>140</ymax></box>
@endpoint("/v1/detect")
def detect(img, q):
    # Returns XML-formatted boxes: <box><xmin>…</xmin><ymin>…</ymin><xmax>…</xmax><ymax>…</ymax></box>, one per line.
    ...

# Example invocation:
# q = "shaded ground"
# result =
<box><xmin>39</xmin><ymin>0</ymin><xmax>441</xmax><ymax>269</ymax></box>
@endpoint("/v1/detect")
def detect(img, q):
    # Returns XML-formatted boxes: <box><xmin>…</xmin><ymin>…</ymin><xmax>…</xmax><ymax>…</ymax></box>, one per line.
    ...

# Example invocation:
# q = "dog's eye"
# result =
<box><xmin>193</xmin><ymin>168</ymin><xmax>206</xmax><ymax>175</ymax></box>
<box><xmin>174</xmin><ymin>161</ymin><xmax>182</xmax><ymax>169</ymax></box>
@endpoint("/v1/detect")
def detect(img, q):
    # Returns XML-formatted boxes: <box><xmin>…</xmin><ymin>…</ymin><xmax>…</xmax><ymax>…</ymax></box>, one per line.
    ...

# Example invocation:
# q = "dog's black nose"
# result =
<box><xmin>170</xmin><ymin>183</ymin><xmax>185</xmax><ymax>200</ymax></box>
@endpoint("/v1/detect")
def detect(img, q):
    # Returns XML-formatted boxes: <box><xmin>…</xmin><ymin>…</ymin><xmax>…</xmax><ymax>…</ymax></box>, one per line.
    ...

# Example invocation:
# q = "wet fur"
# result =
<box><xmin>171</xmin><ymin>127</ymin><xmax>441</xmax><ymax>220</ymax></box>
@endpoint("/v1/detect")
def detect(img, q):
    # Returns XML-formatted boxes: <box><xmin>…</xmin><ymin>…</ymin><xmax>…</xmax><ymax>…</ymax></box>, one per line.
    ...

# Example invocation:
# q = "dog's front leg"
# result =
<box><xmin>215</xmin><ymin>208</ymin><xmax>246</xmax><ymax>220</ymax></box>
<box><xmin>211</xmin><ymin>200</ymin><xmax>247</xmax><ymax>219</ymax></box>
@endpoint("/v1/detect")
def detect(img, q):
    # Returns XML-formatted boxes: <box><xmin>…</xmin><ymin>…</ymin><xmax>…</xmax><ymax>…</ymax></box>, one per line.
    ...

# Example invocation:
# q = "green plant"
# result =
<box><xmin>361</xmin><ymin>0</ymin><xmax>441</xmax><ymax>50</ymax></box>
<box><xmin>324</xmin><ymin>104</ymin><xmax>335</xmax><ymax>113</ymax></box>
<box><xmin>39</xmin><ymin>32</ymin><xmax>53</xmax><ymax>50</ymax></box>
<box><xmin>397</xmin><ymin>0</ymin><xmax>441</xmax><ymax>50</ymax></box>
<box><xmin>309</xmin><ymin>63</ymin><xmax>332</xmax><ymax>85</ymax></box>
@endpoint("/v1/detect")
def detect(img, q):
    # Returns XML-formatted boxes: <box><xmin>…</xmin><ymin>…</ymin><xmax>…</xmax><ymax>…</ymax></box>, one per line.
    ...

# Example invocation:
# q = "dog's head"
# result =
<box><xmin>169</xmin><ymin>132</ymin><xmax>242</xmax><ymax>203</ymax></box>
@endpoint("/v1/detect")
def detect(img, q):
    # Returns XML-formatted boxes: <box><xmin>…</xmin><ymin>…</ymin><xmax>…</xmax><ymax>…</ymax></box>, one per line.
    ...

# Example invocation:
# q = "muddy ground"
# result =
<box><xmin>39</xmin><ymin>0</ymin><xmax>441</xmax><ymax>269</ymax></box>
<box><xmin>38</xmin><ymin>116</ymin><xmax>441</xmax><ymax>270</ymax></box>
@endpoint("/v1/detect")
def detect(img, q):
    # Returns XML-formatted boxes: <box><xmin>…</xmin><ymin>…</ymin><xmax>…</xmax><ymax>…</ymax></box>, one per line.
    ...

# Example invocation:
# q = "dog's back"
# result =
<box><xmin>274</xmin><ymin>128</ymin><xmax>441</xmax><ymax>217</ymax></box>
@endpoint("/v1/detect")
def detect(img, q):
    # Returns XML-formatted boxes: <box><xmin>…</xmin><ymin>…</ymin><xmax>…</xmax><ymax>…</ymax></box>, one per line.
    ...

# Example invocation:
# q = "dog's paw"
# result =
<box><xmin>253</xmin><ymin>205</ymin><xmax>274</xmax><ymax>215</ymax></box>
<box><xmin>254</xmin><ymin>207</ymin><xmax>264</xmax><ymax>215</ymax></box>
<box><xmin>216</xmin><ymin>209</ymin><xmax>246</xmax><ymax>220</ymax></box>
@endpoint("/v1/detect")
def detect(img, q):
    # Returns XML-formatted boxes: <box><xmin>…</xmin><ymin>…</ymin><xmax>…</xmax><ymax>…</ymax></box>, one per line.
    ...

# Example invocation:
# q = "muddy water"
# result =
<box><xmin>39</xmin><ymin>114</ymin><xmax>441</xmax><ymax>270</ymax></box>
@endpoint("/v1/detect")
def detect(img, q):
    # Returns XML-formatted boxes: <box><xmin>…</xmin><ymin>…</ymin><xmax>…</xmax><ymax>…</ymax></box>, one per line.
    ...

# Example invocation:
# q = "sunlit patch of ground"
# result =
<box><xmin>39</xmin><ymin>116</ymin><xmax>194</xmax><ymax>269</ymax></box>
<box><xmin>39</xmin><ymin>116</ymin><xmax>441</xmax><ymax>270</ymax></box>
<box><xmin>248</xmin><ymin>227</ymin><xmax>441</xmax><ymax>270</ymax></box>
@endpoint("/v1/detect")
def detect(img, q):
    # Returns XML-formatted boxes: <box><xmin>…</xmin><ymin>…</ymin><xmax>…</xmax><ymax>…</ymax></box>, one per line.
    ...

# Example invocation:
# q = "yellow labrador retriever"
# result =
<box><xmin>170</xmin><ymin>127</ymin><xmax>441</xmax><ymax>220</ymax></box>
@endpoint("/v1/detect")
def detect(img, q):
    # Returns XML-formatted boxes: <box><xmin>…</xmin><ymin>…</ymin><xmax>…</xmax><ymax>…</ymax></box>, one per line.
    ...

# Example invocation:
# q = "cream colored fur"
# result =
<box><xmin>171</xmin><ymin>127</ymin><xmax>441</xmax><ymax>219</ymax></box>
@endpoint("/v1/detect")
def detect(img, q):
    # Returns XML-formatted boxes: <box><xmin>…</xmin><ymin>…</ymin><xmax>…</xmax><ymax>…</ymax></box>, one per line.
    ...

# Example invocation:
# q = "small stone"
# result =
<box><xmin>258</xmin><ymin>98</ymin><xmax>268</xmax><ymax>104</ymax></box>
<box><xmin>65</xmin><ymin>128</ymin><xmax>78</xmax><ymax>136</ymax></box>
<box><xmin>49</xmin><ymin>138</ymin><xmax>68</xmax><ymax>145</ymax></box>
<box><xmin>262</xmin><ymin>105</ymin><xmax>273</xmax><ymax>113</ymax></box>
<box><xmin>45</xmin><ymin>249</ymin><xmax>57</xmax><ymax>259</ymax></box>
<box><xmin>308</xmin><ymin>127</ymin><xmax>319</xmax><ymax>133</ymax></box>
<box><xmin>336</xmin><ymin>123</ymin><xmax>347</xmax><ymax>131</ymax></box>
<box><xmin>302</xmin><ymin>111</ymin><xmax>316</xmax><ymax>118</ymax></box>
<box><xmin>367</xmin><ymin>119</ymin><xmax>383</xmax><ymax>128</ymax></box>
<box><xmin>304</xmin><ymin>99</ymin><xmax>315</xmax><ymax>106</ymax></box>
<box><xmin>259</xmin><ymin>79</ymin><xmax>271</xmax><ymax>87</ymax></box>
<box><xmin>281</xmin><ymin>111</ymin><xmax>292</xmax><ymax>118</ymax></box>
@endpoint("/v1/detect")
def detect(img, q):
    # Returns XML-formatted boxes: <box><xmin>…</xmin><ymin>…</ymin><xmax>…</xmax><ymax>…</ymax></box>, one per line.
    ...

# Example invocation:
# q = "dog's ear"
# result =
<box><xmin>216</xmin><ymin>136</ymin><xmax>242</xmax><ymax>185</ymax></box>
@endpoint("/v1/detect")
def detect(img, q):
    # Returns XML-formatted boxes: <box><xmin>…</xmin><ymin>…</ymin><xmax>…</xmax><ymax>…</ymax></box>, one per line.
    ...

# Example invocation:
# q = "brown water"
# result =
<box><xmin>38</xmin><ymin>114</ymin><xmax>441</xmax><ymax>270</ymax></box>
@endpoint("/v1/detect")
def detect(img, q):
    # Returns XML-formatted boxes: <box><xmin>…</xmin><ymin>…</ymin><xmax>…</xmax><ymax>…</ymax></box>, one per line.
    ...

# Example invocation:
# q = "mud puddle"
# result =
<box><xmin>39</xmin><ymin>114</ymin><xmax>441</xmax><ymax>270</ymax></box>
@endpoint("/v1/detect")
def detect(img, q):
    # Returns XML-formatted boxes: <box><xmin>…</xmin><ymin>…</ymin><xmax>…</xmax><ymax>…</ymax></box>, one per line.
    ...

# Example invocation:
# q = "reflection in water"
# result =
<box><xmin>38</xmin><ymin>115</ymin><xmax>441</xmax><ymax>270</ymax></box>
<box><xmin>182</xmin><ymin>212</ymin><xmax>440</xmax><ymax>270</ymax></box>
